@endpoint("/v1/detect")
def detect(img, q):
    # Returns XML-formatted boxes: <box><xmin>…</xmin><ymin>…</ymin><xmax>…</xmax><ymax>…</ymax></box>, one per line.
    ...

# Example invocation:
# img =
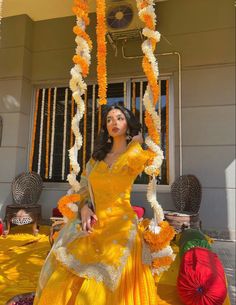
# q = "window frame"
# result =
<box><xmin>28</xmin><ymin>74</ymin><xmax>175</xmax><ymax>193</ymax></box>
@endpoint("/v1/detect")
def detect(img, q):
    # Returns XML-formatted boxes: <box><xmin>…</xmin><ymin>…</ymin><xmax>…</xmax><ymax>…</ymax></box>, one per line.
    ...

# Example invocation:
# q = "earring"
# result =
<box><xmin>107</xmin><ymin>136</ymin><xmax>112</xmax><ymax>143</ymax></box>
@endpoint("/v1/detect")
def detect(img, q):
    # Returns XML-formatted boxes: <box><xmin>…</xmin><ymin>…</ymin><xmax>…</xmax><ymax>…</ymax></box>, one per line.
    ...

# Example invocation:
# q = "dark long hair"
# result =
<box><xmin>92</xmin><ymin>104</ymin><xmax>142</xmax><ymax>161</ymax></box>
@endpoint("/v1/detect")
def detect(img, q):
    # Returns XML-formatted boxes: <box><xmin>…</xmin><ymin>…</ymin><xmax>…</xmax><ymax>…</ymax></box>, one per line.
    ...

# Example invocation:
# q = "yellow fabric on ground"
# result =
<box><xmin>0</xmin><ymin>224</ymin><xmax>231</xmax><ymax>305</ymax></box>
<box><xmin>36</xmin><ymin>231</ymin><xmax>159</xmax><ymax>305</ymax></box>
<box><xmin>0</xmin><ymin>225</ymin><xmax>51</xmax><ymax>304</ymax></box>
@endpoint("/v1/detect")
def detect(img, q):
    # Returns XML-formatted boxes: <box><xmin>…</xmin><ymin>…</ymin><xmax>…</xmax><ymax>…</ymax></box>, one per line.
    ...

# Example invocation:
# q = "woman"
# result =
<box><xmin>34</xmin><ymin>104</ymin><xmax>161</xmax><ymax>305</ymax></box>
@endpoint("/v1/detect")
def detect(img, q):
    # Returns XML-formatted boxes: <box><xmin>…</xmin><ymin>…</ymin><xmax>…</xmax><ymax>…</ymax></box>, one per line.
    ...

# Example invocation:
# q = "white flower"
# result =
<box><xmin>151</xmin><ymin>246</ymin><xmax>174</xmax><ymax>258</ymax></box>
<box><xmin>68</xmin><ymin>202</ymin><xmax>79</xmax><ymax>213</ymax></box>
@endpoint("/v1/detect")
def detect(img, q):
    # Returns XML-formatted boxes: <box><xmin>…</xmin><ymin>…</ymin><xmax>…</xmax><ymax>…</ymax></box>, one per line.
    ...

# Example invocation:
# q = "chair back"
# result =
<box><xmin>11</xmin><ymin>172</ymin><xmax>43</xmax><ymax>205</ymax></box>
<box><xmin>171</xmin><ymin>175</ymin><xmax>202</xmax><ymax>213</ymax></box>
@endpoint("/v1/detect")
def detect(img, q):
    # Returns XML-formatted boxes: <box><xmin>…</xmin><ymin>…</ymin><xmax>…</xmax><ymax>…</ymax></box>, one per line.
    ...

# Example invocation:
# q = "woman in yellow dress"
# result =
<box><xmin>33</xmin><ymin>104</ymin><xmax>166</xmax><ymax>305</ymax></box>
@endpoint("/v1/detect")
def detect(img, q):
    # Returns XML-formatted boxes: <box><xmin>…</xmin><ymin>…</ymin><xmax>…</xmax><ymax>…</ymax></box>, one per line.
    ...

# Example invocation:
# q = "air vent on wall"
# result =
<box><xmin>106</xmin><ymin>3</ymin><xmax>133</xmax><ymax>30</ymax></box>
<box><xmin>106</xmin><ymin>1</ymin><xmax>144</xmax><ymax>32</ymax></box>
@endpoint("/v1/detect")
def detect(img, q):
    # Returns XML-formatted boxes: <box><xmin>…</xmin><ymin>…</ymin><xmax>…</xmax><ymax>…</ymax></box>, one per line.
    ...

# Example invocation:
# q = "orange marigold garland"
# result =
<box><xmin>136</xmin><ymin>0</ymin><xmax>175</xmax><ymax>277</ymax></box>
<box><xmin>29</xmin><ymin>89</ymin><xmax>39</xmax><ymax>172</ymax></box>
<box><xmin>96</xmin><ymin>0</ymin><xmax>107</xmax><ymax>105</ymax></box>
<box><xmin>58</xmin><ymin>194</ymin><xmax>81</xmax><ymax>222</ymax></box>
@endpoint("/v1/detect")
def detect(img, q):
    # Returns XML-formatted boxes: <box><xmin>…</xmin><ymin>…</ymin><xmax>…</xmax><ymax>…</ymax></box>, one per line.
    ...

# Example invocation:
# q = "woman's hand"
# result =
<box><xmin>80</xmin><ymin>204</ymin><xmax>98</xmax><ymax>233</ymax></box>
<box><xmin>131</xmin><ymin>132</ymin><xmax>143</xmax><ymax>144</ymax></box>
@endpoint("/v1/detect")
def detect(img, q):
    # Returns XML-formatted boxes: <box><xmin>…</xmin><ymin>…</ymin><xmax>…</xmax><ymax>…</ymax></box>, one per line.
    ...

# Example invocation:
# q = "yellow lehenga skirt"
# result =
<box><xmin>34</xmin><ymin>229</ymin><xmax>167</xmax><ymax>305</ymax></box>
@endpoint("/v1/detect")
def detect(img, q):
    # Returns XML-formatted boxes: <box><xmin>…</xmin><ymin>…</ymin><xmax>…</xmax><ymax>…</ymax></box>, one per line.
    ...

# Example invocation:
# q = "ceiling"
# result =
<box><xmin>2</xmin><ymin>0</ymin><xmax>166</xmax><ymax>21</ymax></box>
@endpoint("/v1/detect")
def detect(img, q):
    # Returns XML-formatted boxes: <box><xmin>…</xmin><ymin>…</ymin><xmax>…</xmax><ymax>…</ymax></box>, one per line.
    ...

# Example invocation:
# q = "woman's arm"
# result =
<box><xmin>78</xmin><ymin>158</ymin><xmax>98</xmax><ymax>233</ymax></box>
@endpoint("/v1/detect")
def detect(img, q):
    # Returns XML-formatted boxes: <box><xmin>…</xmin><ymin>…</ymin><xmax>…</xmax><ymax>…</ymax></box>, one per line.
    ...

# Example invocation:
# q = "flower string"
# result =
<box><xmin>58</xmin><ymin>194</ymin><xmax>81</xmax><ymax>220</ymax></box>
<box><xmin>49</xmin><ymin>87</ymin><xmax>57</xmax><ymax>179</ymax></box>
<box><xmin>136</xmin><ymin>0</ymin><xmax>175</xmax><ymax>276</ymax></box>
<box><xmin>66</xmin><ymin>0</ymin><xmax>92</xmax><ymax>221</ymax></box>
<box><xmin>62</xmin><ymin>88</ymin><xmax>68</xmax><ymax>181</ymax></box>
<box><xmin>96</xmin><ymin>0</ymin><xmax>107</xmax><ymax>105</ymax></box>
<box><xmin>37</xmin><ymin>88</ymin><xmax>45</xmax><ymax>175</ymax></box>
<box><xmin>132</xmin><ymin>81</ymin><xmax>136</xmax><ymax>114</ymax></box>
<box><xmin>29</xmin><ymin>89</ymin><xmax>39</xmax><ymax>172</ymax></box>
<box><xmin>45</xmin><ymin>88</ymin><xmax>51</xmax><ymax>179</ymax></box>
<box><xmin>70</xmin><ymin>96</ymin><xmax>75</xmax><ymax>173</ymax></box>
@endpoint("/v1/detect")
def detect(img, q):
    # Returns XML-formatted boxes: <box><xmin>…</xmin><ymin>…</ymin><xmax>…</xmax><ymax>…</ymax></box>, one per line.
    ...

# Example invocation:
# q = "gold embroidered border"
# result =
<box><xmin>53</xmin><ymin>219</ymin><xmax>138</xmax><ymax>291</ymax></box>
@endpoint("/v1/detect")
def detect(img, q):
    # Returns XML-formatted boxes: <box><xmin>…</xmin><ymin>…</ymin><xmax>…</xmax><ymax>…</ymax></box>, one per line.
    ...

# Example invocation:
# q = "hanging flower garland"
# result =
<box><xmin>58</xmin><ymin>194</ymin><xmax>81</xmax><ymax>222</ymax></box>
<box><xmin>65</xmin><ymin>0</ymin><xmax>92</xmax><ymax>222</ymax></box>
<box><xmin>124</xmin><ymin>81</ymin><xmax>127</xmax><ymax>107</ymax></box>
<box><xmin>37</xmin><ymin>88</ymin><xmax>46</xmax><ymax>175</ymax></box>
<box><xmin>45</xmin><ymin>88</ymin><xmax>51</xmax><ymax>179</ymax></box>
<box><xmin>96</xmin><ymin>0</ymin><xmax>107</xmax><ymax>105</ymax></box>
<box><xmin>70</xmin><ymin>96</ymin><xmax>75</xmax><ymax>173</ymax></box>
<box><xmin>29</xmin><ymin>89</ymin><xmax>39</xmax><ymax>172</ymax></box>
<box><xmin>136</xmin><ymin>0</ymin><xmax>175</xmax><ymax>275</ymax></box>
<box><xmin>132</xmin><ymin>81</ymin><xmax>136</xmax><ymax>114</ymax></box>
<box><xmin>62</xmin><ymin>88</ymin><xmax>68</xmax><ymax>181</ymax></box>
<box><xmin>49</xmin><ymin>87</ymin><xmax>57</xmax><ymax>179</ymax></box>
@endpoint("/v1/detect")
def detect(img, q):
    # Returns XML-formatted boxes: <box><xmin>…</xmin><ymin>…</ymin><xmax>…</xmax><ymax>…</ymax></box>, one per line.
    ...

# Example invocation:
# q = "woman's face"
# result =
<box><xmin>106</xmin><ymin>108</ymin><xmax>128</xmax><ymax>138</ymax></box>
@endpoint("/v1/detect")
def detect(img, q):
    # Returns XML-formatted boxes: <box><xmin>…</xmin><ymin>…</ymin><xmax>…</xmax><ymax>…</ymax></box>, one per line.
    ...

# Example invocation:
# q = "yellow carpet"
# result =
<box><xmin>0</xmin><ymin>225</ymin><xmax>231</xmax><ymax>305</ymax></box>
<box><xmin>0</xmin><ymin>225</ymin><xmax>51</xmax><ymax>304</ymax></box>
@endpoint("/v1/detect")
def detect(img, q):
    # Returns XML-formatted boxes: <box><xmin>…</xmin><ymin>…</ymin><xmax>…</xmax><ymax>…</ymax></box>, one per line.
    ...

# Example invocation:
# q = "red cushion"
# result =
<box><xmin>132</xmin><ymin>206</ymin><xmax>145</xmax><ymax>219</ymax></box>
<box><xmin>177</xmin><ymin>247</ymin><xmax>227</xmax><ymax>305</ymax></box>
<box><xmin>52</xmin><ymin>207</ymin><xmax>63</xmax><ymax>217</ymax></box>
<box><xmin>0</xmin><ymin>222</ymin><xmax>3</xmax><ymax>235</ymax></box>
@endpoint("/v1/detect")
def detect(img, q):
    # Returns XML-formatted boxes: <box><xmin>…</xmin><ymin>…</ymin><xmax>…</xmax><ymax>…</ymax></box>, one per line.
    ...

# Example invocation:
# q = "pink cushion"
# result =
<box><xmin>132</xmin><ymin>206</ymin><xmax>145</xmax><ymax>219</ymax></box>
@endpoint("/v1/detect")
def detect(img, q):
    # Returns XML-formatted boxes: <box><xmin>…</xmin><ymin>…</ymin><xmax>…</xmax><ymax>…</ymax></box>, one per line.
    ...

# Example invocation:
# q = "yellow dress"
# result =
<box><xmin>33</xmin><ymin>141</ymin><xmax>166</xmax><ymax>305</ymax></box>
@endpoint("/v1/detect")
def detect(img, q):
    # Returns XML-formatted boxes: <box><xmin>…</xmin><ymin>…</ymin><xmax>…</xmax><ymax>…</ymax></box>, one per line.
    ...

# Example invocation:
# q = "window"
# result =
<box><xmin>30</xmin><ymin>79</ymin><xmax>171</xmax><ymax>185</ymax></box>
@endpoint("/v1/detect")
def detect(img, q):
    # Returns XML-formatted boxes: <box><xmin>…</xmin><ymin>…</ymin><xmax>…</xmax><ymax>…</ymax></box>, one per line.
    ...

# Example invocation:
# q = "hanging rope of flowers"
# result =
<box><xmin>49</xmin><ymin>87</ymin><xmax>57</xmax><ymax>179</ymax></box>
<box><xmin>29</xmin><ymin>89</ymin><xmax>39</xmax><ymax>172</ymax></box>
<box><xmin>64</xmin><ymin>0</ymin><xmax>92</xmax><ymax>221</ymax></box>
<box><xmin>136</xmin><ymin>0</ymin><xmax>175</xmax><ymax>277</ymax></box>
<box><xmin>45</xmin><ymin>88</ymin><xmax>51</xmax><ymax>179</ymax></box>
<box><xmin>96</xmin><ymin>0</ymin><xmax>107</xmax><ymax>105</ymax></box>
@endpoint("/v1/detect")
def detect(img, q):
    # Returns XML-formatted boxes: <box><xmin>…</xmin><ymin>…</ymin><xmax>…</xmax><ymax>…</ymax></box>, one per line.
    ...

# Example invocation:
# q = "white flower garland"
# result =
<box><xmin>136</xmin><ymin>0</ymin><xmax>175</xmax><ymax>276</ymax></box>
<box><xmin>49</xmin><ymin>87</ymin><xmax>57</xmax><ymax>179</ymax></box>
<box><xmin>62</xmin><ymin>88</ymin><xmax>68</xmax><ymax>180</ymax></box>
<box><xmin>67</xmin><ymin>3</ymin><xmax>92</xmax><ymax>207</ymax></box>
<box><xmin>37</xmin><ymin>88</ymin><xmax>45</xmax><ymax>175</ymax></box>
